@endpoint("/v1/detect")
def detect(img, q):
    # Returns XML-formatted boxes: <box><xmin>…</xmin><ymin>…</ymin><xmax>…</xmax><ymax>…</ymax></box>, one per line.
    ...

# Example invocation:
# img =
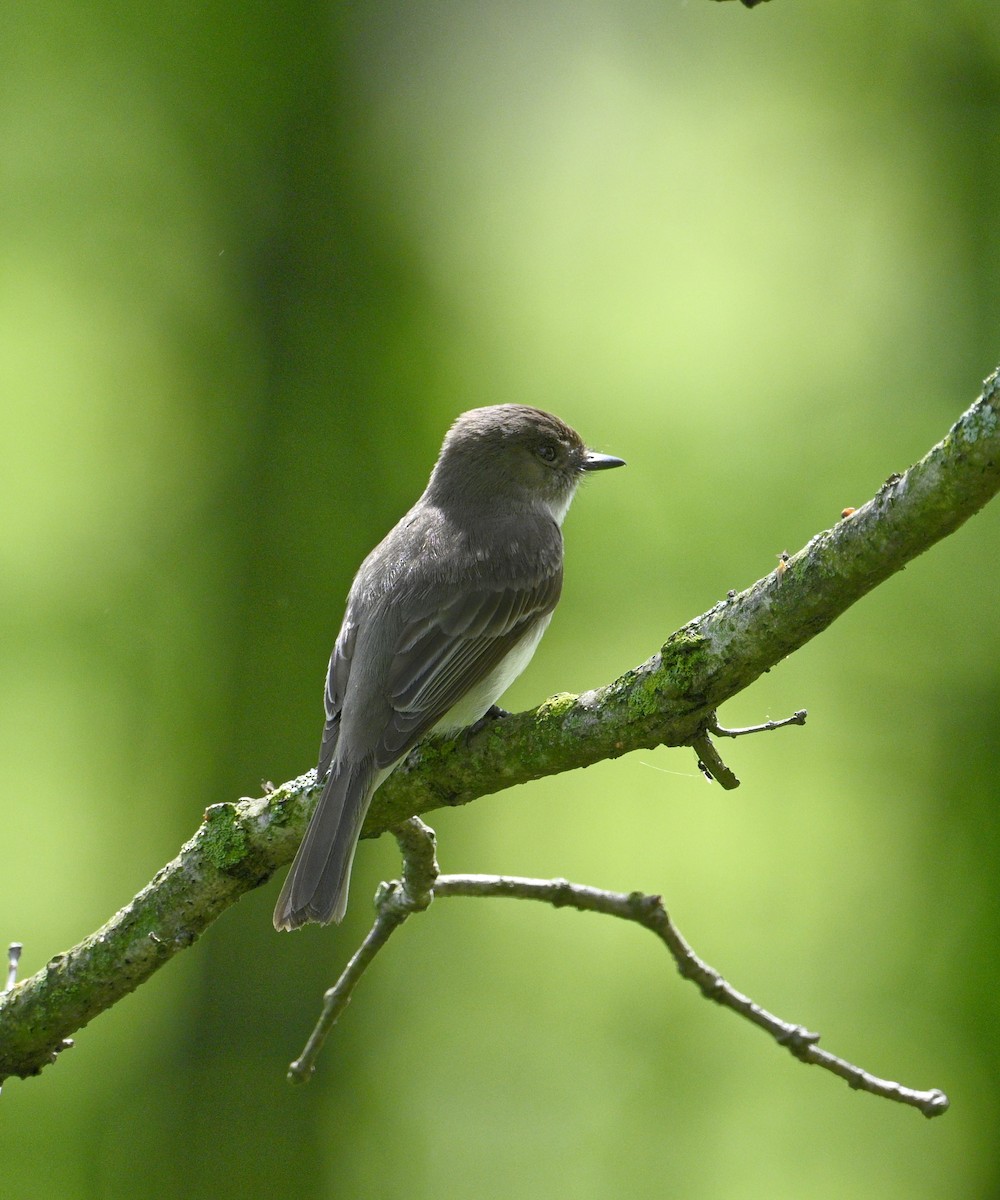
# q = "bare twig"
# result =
<box><xmin>431</xmin><ymin>874</ymin><xmax>949</xmax><ymax>1119</ymax></box>
<box><xmin>691</xmin><ymin>732</ymin><xmax>741</xmax><ymax>789</ymax></box>
<box><xmin>290</xmin><ymin>826</ymin><xmax>948</xmax><ymax>1118</ymax></box>
<box><xmin>392</xmin><ymin>817</ymin><xmax>440</xmax><ymax>907</ymax></box>
<box><xmin>709</xmin><ymin>710</ymin><xmax>808</xmax><ymax>738</ymax></box>
<box><xmin>287</xmin><ymin>818</ymin><xmax>438</xmax><ymax>1083</ymax></box>
<box><xmin>690</xmin><ymin>707</ymin><xmax>807</xmax><ymax>787</ymax></box>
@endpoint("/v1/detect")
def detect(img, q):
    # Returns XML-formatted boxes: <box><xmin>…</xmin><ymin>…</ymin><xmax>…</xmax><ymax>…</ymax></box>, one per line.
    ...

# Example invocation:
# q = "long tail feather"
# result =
<box><xmin>273</xmin><ymin>759</ymin><xmax>375</xmax><ymax>930</ymax></box>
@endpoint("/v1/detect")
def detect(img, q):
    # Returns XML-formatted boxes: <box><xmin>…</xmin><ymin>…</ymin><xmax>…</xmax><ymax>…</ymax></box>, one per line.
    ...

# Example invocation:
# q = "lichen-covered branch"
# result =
<box><xmin>2</xmin><ymin>370</ymin><xmax>999</xmax><ymax>1083</ymax></box>
<box><xmin>371</xmin><ymin>372</ymin><xmax>1000</xmax><ymax>826</ymax></box>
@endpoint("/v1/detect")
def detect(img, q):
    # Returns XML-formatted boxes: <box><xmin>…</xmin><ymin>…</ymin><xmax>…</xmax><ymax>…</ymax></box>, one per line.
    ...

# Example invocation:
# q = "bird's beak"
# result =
<box><xmin>581</xmin><ymin>450</ymin><xmax>626</xmax><ymax>471</ymax></box>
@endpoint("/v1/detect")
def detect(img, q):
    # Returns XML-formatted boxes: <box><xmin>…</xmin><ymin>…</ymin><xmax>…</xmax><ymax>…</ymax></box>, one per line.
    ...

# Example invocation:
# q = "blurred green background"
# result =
<box><xmin>3</xmin><ymin>2</ymin><xmax>1000</xmax><ymax>1197</ymax></box>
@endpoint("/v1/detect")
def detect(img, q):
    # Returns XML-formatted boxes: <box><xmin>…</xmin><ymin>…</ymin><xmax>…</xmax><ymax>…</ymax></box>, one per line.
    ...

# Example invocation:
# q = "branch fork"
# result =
<box><xmin>690</xmin><ymin>708</ymin><xmax>808</xmax><ymax>788</ymax></box>
<box><xmin>290</xmin><ymin>819</ymin><xmax>949</xmax><ymax>1119</ymax></box>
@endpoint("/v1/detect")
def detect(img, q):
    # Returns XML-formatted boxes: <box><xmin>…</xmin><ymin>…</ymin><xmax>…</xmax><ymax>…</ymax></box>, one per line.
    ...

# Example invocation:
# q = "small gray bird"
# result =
<box><xmin>273</xmin><ymin>404</ymin><xmax>624</xmax><ymax>930</ymax></box>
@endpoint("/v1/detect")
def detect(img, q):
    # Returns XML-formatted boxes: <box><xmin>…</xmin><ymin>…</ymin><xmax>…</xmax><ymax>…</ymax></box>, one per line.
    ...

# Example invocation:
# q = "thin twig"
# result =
<box><xmin>708</xmin><ymin>710</ymin><xmax>808</xmax><ymax>738</ymax></box>
<box><xmin>432</xmin><ymin>874</ymin><xmax>949</xmax><ymax>1119</ymax></box>
<box><xmin>291</xmin><ymin>832</ymin><xmax>949</xmax><ymax>1118</ymax></box>
<box><xmin>692</xmin><ymin>708</ymin><xmax>807</xmax><ymax>787</ymax></box>
<box><xmin>393</xmin><ymin>817</ymin><xmax>440</xmax><ymax>906</ymax></box>
<box><xmin>690</xmin><ymin>733</ymin><xmax>741</xmax><ymax>789</ymax></box>
<box><xmin>287</xmin><ymin>818</ymin><xmax>438</xmax><ymax>1084</ymax></box>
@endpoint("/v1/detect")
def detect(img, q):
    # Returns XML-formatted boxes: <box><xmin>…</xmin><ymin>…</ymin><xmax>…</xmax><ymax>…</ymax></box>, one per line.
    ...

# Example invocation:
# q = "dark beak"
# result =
<box><xmin>582</xmin><ymin>450</ymin><xmax>626</xmax><ymax>471</ymax></box>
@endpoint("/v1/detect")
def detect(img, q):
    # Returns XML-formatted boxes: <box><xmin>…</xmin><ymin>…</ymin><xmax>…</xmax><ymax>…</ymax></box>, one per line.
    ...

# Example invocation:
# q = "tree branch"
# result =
<box><xmin>287</xmin><ymin>818</ymin><xmax>439</xmax><ymax>1084</ymax></box>
<box><xmin>286</xmin><ymin>824</ymin><xmax>949</xmax><ymax>1117</ymax></box>
<box><xmin>431</xmin><ymin>875</ymin><xmax>949</xmax><ymax>1119</ymax></box>
<box><xmin>2</xmin><ymin>370</ymin><xmax>999</xmax><ymax>1083</ymax></box>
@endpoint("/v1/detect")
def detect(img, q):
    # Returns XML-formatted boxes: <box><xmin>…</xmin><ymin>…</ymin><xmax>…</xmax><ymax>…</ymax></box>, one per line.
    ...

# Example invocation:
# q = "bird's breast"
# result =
<box><xmin>433</xmin><ymin>612</ymin><xmax>553</xmax><ymax>734</ymax></box>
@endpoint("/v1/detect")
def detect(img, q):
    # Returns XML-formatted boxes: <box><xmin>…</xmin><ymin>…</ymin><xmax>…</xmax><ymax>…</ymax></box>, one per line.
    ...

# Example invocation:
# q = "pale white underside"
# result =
<box><xmin>433</xmin><ymin>611</ymin><xmax>553</xmax><ymax>734</ymax></box>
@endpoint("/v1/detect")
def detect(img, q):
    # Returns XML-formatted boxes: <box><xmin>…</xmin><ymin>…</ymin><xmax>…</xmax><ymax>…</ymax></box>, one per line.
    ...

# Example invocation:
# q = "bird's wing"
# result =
<box><xmin>375</xmin><ymin>566</ymin><xmax>563</xmax><ymax>764</ymax></box>
<box><xmin>317</xmin><ymin>619</ymin><xmax>357</xmax><ymax>778</ymax></box>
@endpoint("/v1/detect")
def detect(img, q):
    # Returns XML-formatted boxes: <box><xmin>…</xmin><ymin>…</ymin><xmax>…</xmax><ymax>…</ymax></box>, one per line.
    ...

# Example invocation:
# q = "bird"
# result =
<box><xmin>273</xmin><ymin>404</ymin><xmax>624</xmax><ymax>930</ymax></box>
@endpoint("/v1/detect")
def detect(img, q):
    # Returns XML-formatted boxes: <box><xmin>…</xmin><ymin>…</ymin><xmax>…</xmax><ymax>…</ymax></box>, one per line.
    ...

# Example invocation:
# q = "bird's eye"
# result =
<box><xmin>537</xmin><ymin>442</ymin><xmax>558</xmax><ymax>463</ymax></box>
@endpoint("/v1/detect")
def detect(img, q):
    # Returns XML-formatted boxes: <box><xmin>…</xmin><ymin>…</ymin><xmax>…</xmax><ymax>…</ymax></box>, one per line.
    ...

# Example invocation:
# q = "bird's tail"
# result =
<box><xmin>273</xmin><ymin>758</ymin><xmax>376</xmax><ymax>930</ymax></box>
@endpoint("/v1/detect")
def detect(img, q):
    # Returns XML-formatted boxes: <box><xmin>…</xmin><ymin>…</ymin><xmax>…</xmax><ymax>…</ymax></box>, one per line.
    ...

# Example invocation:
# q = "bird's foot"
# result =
<box><xmin>466</xmin><ymin>704</ymin><xmax>511</xmax><ymax>739</ymax></box>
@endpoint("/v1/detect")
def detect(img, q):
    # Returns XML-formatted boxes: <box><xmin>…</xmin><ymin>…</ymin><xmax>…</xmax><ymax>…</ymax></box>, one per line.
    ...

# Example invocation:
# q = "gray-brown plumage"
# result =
<box><xmin>273</xmin><ymin>405</ymin><xmax>623</xmax><ymax>930</ymax></box>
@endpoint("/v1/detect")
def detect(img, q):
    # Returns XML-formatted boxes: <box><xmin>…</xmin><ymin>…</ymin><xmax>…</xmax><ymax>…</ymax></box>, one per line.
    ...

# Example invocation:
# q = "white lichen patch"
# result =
<box><xmin>956</xmin><ymin>402</ymin><xmax>999</xmax><ymax>445</ymax></box>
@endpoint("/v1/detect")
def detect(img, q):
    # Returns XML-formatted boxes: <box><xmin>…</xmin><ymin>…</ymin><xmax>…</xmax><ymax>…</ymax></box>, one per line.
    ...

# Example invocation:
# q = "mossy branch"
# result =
<box><xmin>2</xmin><ymin>370</ymin><xmax>999</xmax><ymax>1084</ymax></box>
